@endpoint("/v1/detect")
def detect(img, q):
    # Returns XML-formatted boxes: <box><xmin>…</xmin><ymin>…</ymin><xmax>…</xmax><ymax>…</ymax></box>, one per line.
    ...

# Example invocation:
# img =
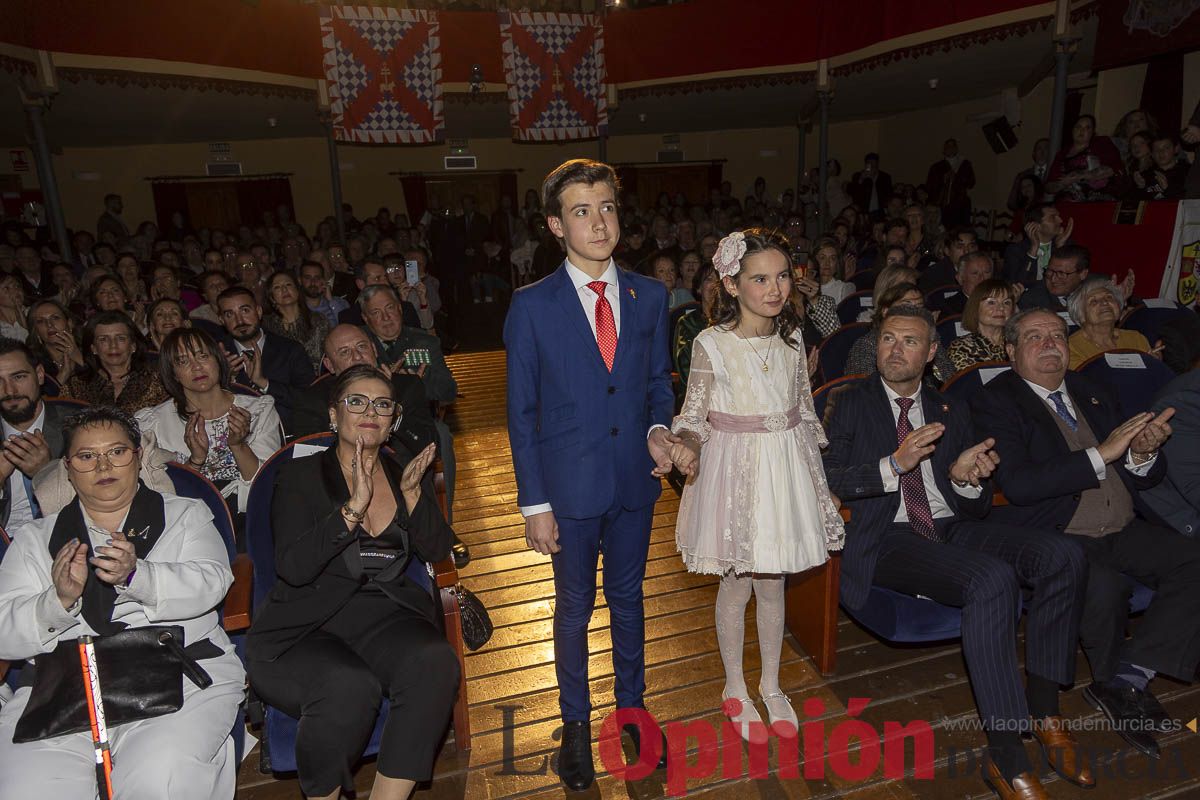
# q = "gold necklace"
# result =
<box><xmin>742</xmin><ymin>331</ymin><xmax>774</xmax><ymax>373</ymax></box>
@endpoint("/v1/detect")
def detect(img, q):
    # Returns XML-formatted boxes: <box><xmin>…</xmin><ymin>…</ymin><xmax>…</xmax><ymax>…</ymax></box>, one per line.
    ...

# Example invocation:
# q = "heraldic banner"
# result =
<box><xmin>499</xmin><ymin>11</ymin><xmax>609</xmax><ymax>141</ymax></box>
<box><xmin>320</xmin><ymin>6</ymin><xmax>444</xmax><ymax>144</ymax></box>
<box><xmin>1160</xmin><ymin>199</ymin><xmax>1200</xmax><ymax>308</ymax></box>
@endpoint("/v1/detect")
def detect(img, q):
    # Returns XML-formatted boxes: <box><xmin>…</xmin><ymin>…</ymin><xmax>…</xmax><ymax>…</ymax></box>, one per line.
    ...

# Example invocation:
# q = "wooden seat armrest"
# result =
<box><xmin>432</xmin><ymin>557</ymin><xmax>459</xmax><ymax>590</ymax></box>
<box><xmin>993</xmin><ymin>489</ymin><xmax>1008</xmax><ymax>507</ymax></box>
<box><xmin>223</xmin><ymin>554</ymin><xmax>254</xmax><ymax>633</ymax></box>
<box><xmin>0</xmin><ymin>660</ymin><xmax>9</xmax><ymax>685</ymax></box>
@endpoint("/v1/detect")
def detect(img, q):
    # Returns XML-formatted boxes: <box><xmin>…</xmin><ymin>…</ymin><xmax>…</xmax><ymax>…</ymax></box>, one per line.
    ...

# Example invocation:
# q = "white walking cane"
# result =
<box><xmin>77</xmin><ymin>636</ymin><xmax>114</xmax><ymax>800</ymax></box>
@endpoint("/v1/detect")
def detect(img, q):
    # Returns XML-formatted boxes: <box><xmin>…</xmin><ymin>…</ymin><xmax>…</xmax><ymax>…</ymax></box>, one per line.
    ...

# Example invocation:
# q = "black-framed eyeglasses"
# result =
<box><xmin>339</xmin><ymin>394</ymin><xmax>399</xmax><ymax>416</ymax></box>
<box><xmin>1045</xmin><ymin>268</ymin><xmax>1078</xmax><ymax>279</ymax></box>
<box><xmin>67</xmin><ymin>445</ymin><xmax>139</xmax><ymax>472</ymax></box>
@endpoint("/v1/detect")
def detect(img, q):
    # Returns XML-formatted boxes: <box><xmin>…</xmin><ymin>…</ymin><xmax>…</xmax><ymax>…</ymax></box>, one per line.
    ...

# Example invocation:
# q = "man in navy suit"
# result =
<box><xmin>824</xmin><ymin>307</ymin><xmax>1090</xmax><ymax>799</ymax></box>
<box><xmin>216</xmin><ymin>286</ymin><xmax>315</xmax><ymax>433</ymax></box>
<box><xmin>504</xmin><ymin>160</ymin><xmax>676</xmax><ymax>790</ymax></box>
<box><xmin>971</xmin><ymin>308</ymin><xmax>1200</xmax><ymax>759</ymax></box>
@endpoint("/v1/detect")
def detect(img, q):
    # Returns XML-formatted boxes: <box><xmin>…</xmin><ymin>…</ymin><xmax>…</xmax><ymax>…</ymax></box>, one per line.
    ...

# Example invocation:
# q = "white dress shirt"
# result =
<box><xmin>3</xmin><ymin>403</ymin><xmax>46</xmax><ymax>533</ymax></box>
<box><xmin>564</xmin><ymin>257</ymin><xmax>622</xmax><ymax>337</ymax></box>
<box><xmin>1022</xmin><ymin>379</ymin><xmax>1155</xmax><ymax>478</ymax></box>
<box><xmin>877</xmin><ymin>383</ymin><xmax>981</xmax><ymax>523</ymax></box>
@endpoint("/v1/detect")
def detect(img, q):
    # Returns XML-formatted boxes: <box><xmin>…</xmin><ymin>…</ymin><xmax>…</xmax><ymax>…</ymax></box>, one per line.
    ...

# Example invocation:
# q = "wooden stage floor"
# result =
<box><xmin>239</xmin><ymin>349</ymin><xmax>1200</xmax><ymax>800</ymax></box>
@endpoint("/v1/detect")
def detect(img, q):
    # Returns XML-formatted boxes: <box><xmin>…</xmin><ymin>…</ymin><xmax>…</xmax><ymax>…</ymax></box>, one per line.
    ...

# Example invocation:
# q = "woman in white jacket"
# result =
<box><xmin>136</xmin><ymin>327</ymin><xmax>281</xmax><ymax>512</ymax></box>
<box><xmin>0</xmin><ymin>405</ymin><xmax>244</xmax><ymax>798</ymax></box>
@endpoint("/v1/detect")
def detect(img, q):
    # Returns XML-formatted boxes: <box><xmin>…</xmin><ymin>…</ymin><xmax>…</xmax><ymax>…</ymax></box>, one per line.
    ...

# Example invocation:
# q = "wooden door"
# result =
<box><xmin>632</xmin><ymin>165</ymin><xmax>710</xmax><ymax>211</ymax></box>
<box><xmin>424</xmin><ymin>174</ymin><xmax>502</xmax><ymax>217</ymax></box>
<box><xmin>185</xmin><ymin>182</ymin><xmax>241</xmax><ymax>231</ymax></box>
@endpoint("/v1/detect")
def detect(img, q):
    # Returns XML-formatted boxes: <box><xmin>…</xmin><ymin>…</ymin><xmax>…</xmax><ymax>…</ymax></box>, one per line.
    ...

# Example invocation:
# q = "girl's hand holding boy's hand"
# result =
<box><xmin>669</xmin><ymin>439</ymin><xmax>700</xmax><ymax>477</ymax></box>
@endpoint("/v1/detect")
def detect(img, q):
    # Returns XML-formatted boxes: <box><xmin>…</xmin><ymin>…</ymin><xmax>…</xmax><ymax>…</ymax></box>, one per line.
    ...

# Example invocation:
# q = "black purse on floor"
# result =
<box><xmin>13</xmin><ymin>625</ymin><xmax>218</xmax><ymax>743</ymax></box>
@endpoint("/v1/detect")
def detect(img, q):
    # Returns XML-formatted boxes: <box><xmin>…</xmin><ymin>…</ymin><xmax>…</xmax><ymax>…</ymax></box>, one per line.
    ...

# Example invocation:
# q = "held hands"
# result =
<box><xmin>647</xmin><ymin>427</ymin><xmax>682</xmax><ymax>477</ymax></box>
<box><xmin>893</xmin><ymin>422</ymin><xmax>945</xmax><ymax>474</ymax></box>
<box><xmin>1130</xmin><ymin>407</ymin><xmax>1174</xmax><ymax>459</ymax></box>
<box><xmin>90</xmin><ymin>529</ymin><xmax>137</xmax><ymax>587</ymax></box>
<box><xmin>669</xmin><ymin>437</ymin><xmax>701</xmax><ymax>478</ymax></box>
<box><xmin>948</xmin><ymin>438</ymin><xmax>1000</xmax><ymax>487</ymax></box>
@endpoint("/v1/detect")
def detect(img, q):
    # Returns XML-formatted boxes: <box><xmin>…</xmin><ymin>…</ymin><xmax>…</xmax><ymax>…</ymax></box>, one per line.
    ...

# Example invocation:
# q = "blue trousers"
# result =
<box><xmin>552</xmin><ymin>502</ymin><xmax>655</xmax><ymax>722</ymax></box>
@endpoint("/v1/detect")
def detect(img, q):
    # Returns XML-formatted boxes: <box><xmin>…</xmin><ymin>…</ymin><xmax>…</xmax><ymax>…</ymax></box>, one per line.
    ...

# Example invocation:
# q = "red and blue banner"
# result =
<box><xmin>320</xmin><ymin>5</ymin><xmax>444</xmax><ymax>144</ymax></box>
<box><xmin>499</xmin><ymin>11</ymin><xmax>608</xmax><ymax>141</ymax></box>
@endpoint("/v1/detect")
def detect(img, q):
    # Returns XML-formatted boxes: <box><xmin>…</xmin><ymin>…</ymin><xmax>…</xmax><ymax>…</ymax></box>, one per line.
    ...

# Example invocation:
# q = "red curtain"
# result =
<box><xmin>400</xmin><ymin>175</ymin><xmax>428</xmax><ymax>224</ymax></box>
<box><xmin>234</xmin><ymin>177</ymin><xmax>294</xmax><ymax>229</ymax></box>
<box><xmin>151</xmin><ymin>181</ymin><xmax>188</xmax><ymax>233</ymax></box>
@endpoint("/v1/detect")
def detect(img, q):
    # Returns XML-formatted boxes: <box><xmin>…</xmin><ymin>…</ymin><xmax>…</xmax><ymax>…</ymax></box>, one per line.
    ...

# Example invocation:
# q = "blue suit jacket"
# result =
<box><xmin>1144</xmin><ymin>369</ymin><xmax>1200</xmax><ymax>536</ymax></box>
<box><xmin>822</xmin><ymin>373</ymin><xmax>991</xmax><ymax>610</ymax></box>
<box><xmin>504</xmin><ymin>263</ymin><xmax>674</xmax><ymax>519</ymax></box>
<box><xmin>969</xmin><ymin>369</ymin><xmax>1167</xmax><ymax>531</ymax></box>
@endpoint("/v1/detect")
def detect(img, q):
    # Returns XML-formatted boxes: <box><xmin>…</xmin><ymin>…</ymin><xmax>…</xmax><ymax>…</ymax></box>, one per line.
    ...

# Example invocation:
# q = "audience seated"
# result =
<box><xmin>1127</xmin><ymin>135</ymin><xmax>1189</xmax><ymax>201</ymax></box>
<box><xmin>1006</xmin><ymin>138</ymin><xmax>1051</xmax><ymax>211</ymax></box>
<box><xmin>190</xmin><ymin>270</ymin><xmax>230</xmax><ymax>329</ymax></box>
<box><xmin>946</xmin><ymin>278</ymin><xmax>1018</xmax><ymax>371</ymax></box>
<box><xmin>246</xmin><ymin>365</ymin><xmax>459</xmax><ymax>800</ymax></box>
<box><xmin>651</xmin><ymin>253</ymin><xmax>694</xmax><ymax>309</ymax></box>
<box><xmin>810</xmin><ymin>237</ymin><xmax>853</xmax><ymax>304</ymax></box>
<box><xmin>0</xmin><ymin>405</ymin><xmax>244</xmax><ymax>798</ymax></box>
<box><xmin>1003</xmin><ymin>202</ymin><xmax>1072</xmax><ymax>286</ymax></box>
<box><xmin>927</xmin><ymin>249</ymin><xmax>992</xmax><ymax>319</ymax></box>
<box><xmin>215</xmin><ymin>286</ymin><xmax>314</xmax><ymax>431</ymax></box>
<box><xmin>136</xmin><ymin>327</ymin><xmax>281</xmax><ymax>512</ymax></box>
<box><xmin>674</xmin><ymin>266</ymin><xmax>718</xmax><ymax>387</ymax></box>
<box><xmin>971</xmin><ymin>308</ymin><xmax>1200</xmax><ymax>759</ymax></box>
<box><xmin>59</xmin><ymin>310</ymin><xmax>167</xmax><ymax>413</ymax></box>
<box><xmin>298</xmin><ymin>259</ymin><xmax>348</xmax><ymax>328</ymax></box>
<box><xmin>918</xmin><ymin>226</ymin><xmax>978</xmax><ymax>296</ymax></box>
<box><xmin>1018</xmin><ymin>243</ymin><xmax>1090</xmax><ymax>313</ymax></box>
<box><xmin>146</xmin><ymin>297</ymin><xmax>189</xmax><ymax>353</ymax></box>
<box><xmin>1066</xmin><ymin>275</ymin><xmax>1151</xmax><ymax>369</ymax></box>
<box><xmin>844</xmin><ymin>281</ymin><xmax>955</xmax><ymax>385</ymax></box>
<box><xmin>824</xmin><ymin>305</ymin><xmax>1089</xmax><ymax>796</ymax></box>
<box><xmin>0</xmin><ymin>338</ymin><xmax>67</xmax><ymax>533</ymax></box>
<box><xmin>0</xmin><ymin>274</ymin><xmax>28</xmax><ymax>342</ymax></box>
<box><xmin>261</xmin><ymin>270</ymin><xmax>330</xmax><ymax>372</ymax></box>
<box><xmin>1046</xmin><ymin>114</ymin><xmax>1126</xmax><ymax>201</ymax></box>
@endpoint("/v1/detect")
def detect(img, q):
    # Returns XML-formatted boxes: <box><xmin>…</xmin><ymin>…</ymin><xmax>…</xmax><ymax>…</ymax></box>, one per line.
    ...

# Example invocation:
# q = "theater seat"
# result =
<box><xmin>935</xmin><ymin>314</ymin><xmax>964</xmax><ymax>350</ymax></box>
<box><xmin>939</xmin><ymin>361</ymin><xmax>1011</xmax><ymax>405</ymax></box>
<box><xmin>812</xmin><ymin>374</ymin><xmax>865</xmax><ymax>428</ymax></box>
<box><xmin>816</xmin><ymin>323</ymin><xmax>869</xmax><ymax>383</ymax></box>
<box><xmin>1121</xmin><ymin>303</ymin><xmax>1188</xmax><ymax>345</ymax></box>
<box><xmin>849</xmin><ymin>585</ymin><xmax>966</xmax><ymax>642</ymax></box>
<box><xmin>836</xmin><ymin>291</ymin><xmax>873</xmax><ymax>326</ymax></box>
<box><xmin>1075</xmin><ymin>349</ymin><xmax>1176</xmax><ymax>414</ymax></box>
<box><xmin>245</xmin><ymin>433</ymin><xmax>470</xmax><ymax>778</ymax></box>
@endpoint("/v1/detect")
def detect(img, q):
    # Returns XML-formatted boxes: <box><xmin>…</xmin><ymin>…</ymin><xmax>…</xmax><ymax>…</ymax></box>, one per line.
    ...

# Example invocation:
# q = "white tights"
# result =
<box><xmin>714</xmin><ymin>572</ymin><xmax>787</xmax><ymax>699</ymax></box>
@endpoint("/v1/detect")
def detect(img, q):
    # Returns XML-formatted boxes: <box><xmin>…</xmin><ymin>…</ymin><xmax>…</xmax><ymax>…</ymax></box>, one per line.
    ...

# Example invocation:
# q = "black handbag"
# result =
<box><xmin>13</xmin><ymin>625</ymin><xmax>217</xmax><ymax>743</ymax></box>
<box><xmin>455</xmin><ymin>583</ymin><xmax>493</xmax><ymax>651</ymax></box>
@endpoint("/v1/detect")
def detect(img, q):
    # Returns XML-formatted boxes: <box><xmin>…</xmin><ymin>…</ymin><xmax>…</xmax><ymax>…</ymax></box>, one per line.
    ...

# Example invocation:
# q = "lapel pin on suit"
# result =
<box><xmin>628</xmin><ymin>287</ymin><xmax>636</xmax><ymax>300</ymax></box>
<box><xmin>1090</xmin><ymin>397</ymin><xmax>1100</xmax><ymax>405</ymax></box>
<box><xmin>941</xmin><ymin>403</ymin><xmax>950</xmax><ymax>414</ymax></box>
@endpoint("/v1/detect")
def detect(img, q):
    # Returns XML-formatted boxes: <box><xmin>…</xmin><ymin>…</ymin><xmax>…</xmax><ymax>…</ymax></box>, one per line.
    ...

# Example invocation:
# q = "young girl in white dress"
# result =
<box><xmin>670</xmin><ymin>228</ymin><xmax>844</xmax><ymax>741</ymax></box>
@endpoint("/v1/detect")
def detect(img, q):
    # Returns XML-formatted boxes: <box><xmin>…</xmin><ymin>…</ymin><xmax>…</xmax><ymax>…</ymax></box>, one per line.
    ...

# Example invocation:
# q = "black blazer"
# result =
<box><xmin>290</xmin><ymin>371</ymin><xmax>438</xmax><ymax>457</ymax></box>
<box><xmin>969</xmin><ymin>369</ymin><xmax>1167</xmax><ymax>532</ymax></box>
<box><xmin>221</xmin><ymin>330</ymin><xmax>315</xmax><ymax>431</ymax></box>
<box><xmin>823</xmin><ymin>373</ymin><xmax>991</xmax><ymax>610</ymax></box>
<box><xmin>246</xmin><ymin>445</ymin><xmax>452</xmax><ymax>662</ymax></box>
<box><xmin>0</xmin><ymin>401</ymin><xmax>68</xmax><ymax>528</ymax></box>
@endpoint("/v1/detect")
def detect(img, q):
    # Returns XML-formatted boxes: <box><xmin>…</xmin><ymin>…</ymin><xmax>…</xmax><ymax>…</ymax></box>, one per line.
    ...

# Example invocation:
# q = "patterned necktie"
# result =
<box><xmin>588</xmin><ymin>281</ymin><xmax>617</xmax><ymax>372</ymax></box>
<box><xmin>895</xmin><ymin>397</ymin><xmax>939</xmax><ymax>541</ymax></box>
<box><xmin>1048</xmin><ymin>391</ymin><xmax>1078</xmax><ymax>432</ymax></box>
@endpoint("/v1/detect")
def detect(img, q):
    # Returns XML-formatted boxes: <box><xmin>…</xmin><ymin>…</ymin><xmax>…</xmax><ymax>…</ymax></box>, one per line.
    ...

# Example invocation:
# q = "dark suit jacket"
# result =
<box><xmin>1003</xmin><ymin>238</ymin><xmax>1064</xmax><ymax>286</ymax></box>
<box><xmin>366</xmin><ymin>327</ymin><xmax>457</xmax><ymax>405</ymax></box>
<box><xmin>0</xmin><ymin>401</ymin><xmax>68</xmax><ymax>528</ymax></box>
<box><xmin>290</xmin><ymin>372</ymin><xmax>438</xmax><ymax>457</ymax></box>
<box><xmin>337</xmin><ymin>301</ymin><xmax>420</xmax><ymax>330</ymax></box>
<box><xmin>246</xmin><ymin>445</ymin><xmax>452</xmax><ymax>662</ymax></box>
<box><xmin>221</xmin><ymin>329</ymin><xmax>315</xmax><ymax>432</ymax></box>
<box><xmin>969</xmin><ymin>370</ymin><xmax>1167</xmax><ymax>532</ymax></box>
<box><xmin>1140</xmin><ymin>369</ymin><xmax>1199</xmax><ymax>536</ymax></box>
<box><xmin>849</xmin><ymin>170</ymin><xmax>894</xmax><ymax>213</ymax></box>
<box><xmin>917</xmin><ymin>258</ymin><xmax>958</xmax><ymax>294</ymax></box>
<box><xmin>1017</xmin><ymin>281</ymin><xmax>1069</xmax><ymax>312</ymax></box>
<box><xmin>822</xmin><ymin>373</ymin><xmax>992</xmax><ymax>610</ymax></box>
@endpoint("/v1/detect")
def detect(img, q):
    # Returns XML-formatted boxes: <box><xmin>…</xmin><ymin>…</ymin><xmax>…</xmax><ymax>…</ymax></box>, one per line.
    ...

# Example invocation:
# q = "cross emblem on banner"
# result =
<box><xmin>329</xmin><ymin>15</ymin><xmax>436</xmax><ymax>134</ymax></box>
<box><xmin>508</xmin><ymin>22</ymin><xmax>599</xmax><ymax>130</ymax></box>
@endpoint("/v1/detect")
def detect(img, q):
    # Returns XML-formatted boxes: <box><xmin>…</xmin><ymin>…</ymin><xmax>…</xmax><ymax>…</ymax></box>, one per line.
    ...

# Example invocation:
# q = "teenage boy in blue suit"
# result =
<box><xmin>504</xmin><ymin>160</ymin><xmax>677</xmax><ymax>790</ymax></box>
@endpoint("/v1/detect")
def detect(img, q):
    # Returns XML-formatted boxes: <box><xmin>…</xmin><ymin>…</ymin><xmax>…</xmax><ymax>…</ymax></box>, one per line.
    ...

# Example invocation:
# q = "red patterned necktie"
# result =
<box><xmin>587</xmin><ymin>280</ymin><xmax>618</xmax><ymax>372</ymax></box>
<box><xmin>895</xmin><ymin>397</ymin><xmax>940</xmax><ymax>541</ymax></box>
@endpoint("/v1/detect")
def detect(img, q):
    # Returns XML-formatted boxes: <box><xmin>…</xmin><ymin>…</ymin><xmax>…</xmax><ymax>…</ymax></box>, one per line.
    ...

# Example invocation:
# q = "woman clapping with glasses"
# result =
<box><xmin>247</xmin><ymin>364</ymin><xmax>457</xmax><ymax>800</ymax></box>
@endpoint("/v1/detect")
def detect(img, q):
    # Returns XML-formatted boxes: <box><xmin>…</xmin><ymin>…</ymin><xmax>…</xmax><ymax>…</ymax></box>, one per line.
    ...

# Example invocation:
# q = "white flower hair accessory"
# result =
<box><xmin>713</xmin><ymin>232</ymin><xmax>747</xmax><ymax>278</ymax></box>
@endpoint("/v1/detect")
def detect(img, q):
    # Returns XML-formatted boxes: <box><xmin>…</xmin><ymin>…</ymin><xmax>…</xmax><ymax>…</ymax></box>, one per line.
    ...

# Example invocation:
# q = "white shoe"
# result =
<box><xmin>721</xmin><ymin>692</ymin><xmax>769</xmax><ymax>745</ymax></box>
<box><xmin>759</xmin><ymin>683</ymin><xmax>798</xmax><ymax>738</ymax></box>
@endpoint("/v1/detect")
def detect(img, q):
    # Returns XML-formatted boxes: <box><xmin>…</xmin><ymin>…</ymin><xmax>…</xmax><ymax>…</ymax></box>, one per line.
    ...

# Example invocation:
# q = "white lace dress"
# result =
<box><xmin>672</xmin><ymin>326</ymin><xmax>844</xmax><ymax>575</ymax></box>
